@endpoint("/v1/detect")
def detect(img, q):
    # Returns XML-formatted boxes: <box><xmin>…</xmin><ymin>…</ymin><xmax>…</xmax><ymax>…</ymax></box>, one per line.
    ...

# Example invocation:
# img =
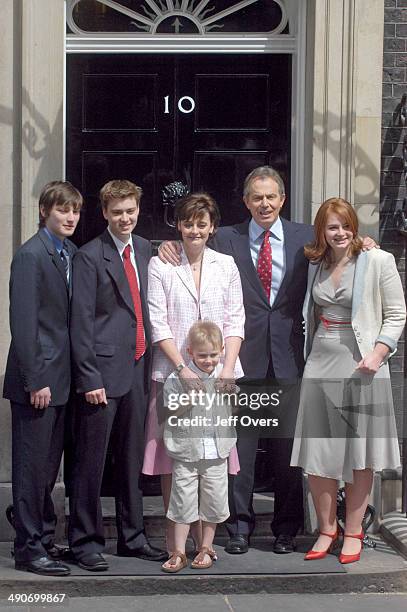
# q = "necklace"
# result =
<box><xmin>190</xmin><ymin>258</ymin><xmax>203</xmax><ymax>271</ymax></box>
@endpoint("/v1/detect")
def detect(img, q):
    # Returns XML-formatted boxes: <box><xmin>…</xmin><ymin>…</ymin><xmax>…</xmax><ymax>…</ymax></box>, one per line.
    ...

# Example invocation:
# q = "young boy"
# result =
<box><xmin>162</xmin><ymin>321</ymin><xmax>237</xmax><ymax>573</ymax></box>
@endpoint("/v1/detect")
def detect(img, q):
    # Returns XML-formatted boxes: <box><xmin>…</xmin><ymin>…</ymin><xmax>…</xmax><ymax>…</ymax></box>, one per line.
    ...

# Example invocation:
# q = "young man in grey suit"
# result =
<box><xmin>68</xmin><ymin>180</ymin><xmax>166</xmax><ymax>571</ymax></box>
<box><xmin>3</xmin><ymin>181</ymin><xmax>82</xmax><ymax>575</ymax></box>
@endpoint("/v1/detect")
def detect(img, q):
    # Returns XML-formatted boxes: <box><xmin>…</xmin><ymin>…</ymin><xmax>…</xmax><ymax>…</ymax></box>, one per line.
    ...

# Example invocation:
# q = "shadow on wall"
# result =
<box><xmin>0</xmin><ymin>89</ymin><xmax>63</xmax><ymax>203</ymax></box>
<box><xmin>312</xmin><ymin>108</ymin><xmax>381</xmax><ymax>207</ymax></box>
<box><xmin>21</xmin><ymin>88</ymin><xmax>64</xmax><ymax>201</ymax></box>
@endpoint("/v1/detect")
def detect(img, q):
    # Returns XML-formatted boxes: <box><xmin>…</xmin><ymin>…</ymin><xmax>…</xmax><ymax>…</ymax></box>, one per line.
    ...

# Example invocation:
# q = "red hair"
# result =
<box><xmin>304</xmin><ymin>198</ymin><xmax>363</xmax><ymax>264</ymax></box>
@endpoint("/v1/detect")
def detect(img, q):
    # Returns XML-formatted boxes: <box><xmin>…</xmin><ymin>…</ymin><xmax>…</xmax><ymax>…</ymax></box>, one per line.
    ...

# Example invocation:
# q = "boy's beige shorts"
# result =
<box><xmin>167</xmin><ymin>457</ymin><xmax>229</xmax><ymax>524</ymax></box>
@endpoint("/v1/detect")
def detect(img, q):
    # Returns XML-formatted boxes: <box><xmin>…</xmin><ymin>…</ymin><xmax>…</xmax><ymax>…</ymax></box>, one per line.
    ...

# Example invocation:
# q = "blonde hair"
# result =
<box><xmin>187</xmin><ymin>321</ymin><xmax>223</xmax><ymax>351</ymax></box>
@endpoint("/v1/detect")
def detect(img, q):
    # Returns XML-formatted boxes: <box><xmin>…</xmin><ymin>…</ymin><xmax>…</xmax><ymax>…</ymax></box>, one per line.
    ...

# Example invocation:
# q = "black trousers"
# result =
<box><xmin>225</xmin><ymin>360</ymin><xmax>304</xmax><ymax>538</ymax></box>
<box><xmin>68</xmin><ymin>358</ymin><xmax>148</xmax><ymax>559</ymax></box>
<box><xmin>11</xmin><ymin>402</ymin><xmax>65</xmax><ymax>562</ymax></box>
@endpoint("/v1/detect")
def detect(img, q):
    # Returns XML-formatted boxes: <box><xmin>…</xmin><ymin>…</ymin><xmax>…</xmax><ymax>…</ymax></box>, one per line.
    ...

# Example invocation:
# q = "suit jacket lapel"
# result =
<box><xmin>102</xmin><ymin>230</ymin><xmax>135</xmax><ymax>315</ymax></box>
<box><xmin>132</xmin><ymin>234</ymin><xmax>152</xmax><ymax>342</ymax></box>
<box><xmin>230</xmin><ymin>221</ymin><xmax>270</xmax><ymax>307</ymax></box>
<box><xmin>175</xmin><ymin>246</ymin><xmax>199</xmax><ymax>302</ymax></box>
<box><xmin>39</xmin><ymin>229</ymin><xmax>69</xmax><ymax>291</ymax></box>
<box><xmin>272</xmin><ymin>218</ymin><xmax>300</xmax><ymax>310</ymax></box>
<box><xmin>132</xmin><ymin>234</ymin><xmax>148</xmax><ymax>301</ymax></box>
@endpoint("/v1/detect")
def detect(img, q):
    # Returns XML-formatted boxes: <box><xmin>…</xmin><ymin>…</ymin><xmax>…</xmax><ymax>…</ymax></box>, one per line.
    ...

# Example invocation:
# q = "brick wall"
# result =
<box><xmin>381</xmin><ymin>0</ymin><xmax>407</xmax><ymax>444</ymax></box>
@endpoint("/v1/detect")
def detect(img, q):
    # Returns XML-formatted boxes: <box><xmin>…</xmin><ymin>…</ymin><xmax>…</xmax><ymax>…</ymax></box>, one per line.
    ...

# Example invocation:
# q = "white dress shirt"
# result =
<box><xmin>108</xmin><ymin>227</ymin><xmax>141</xmax><ymax>286</ymax></box>
<box><xmin>249</xmin><ymin>216</ymin><xmax>285</xmax><ymax>307</ymax></box>
<box><xmin>108</xmin><ymin>227</ymin><xmax>145</xmax><ymax>345</ymax></box>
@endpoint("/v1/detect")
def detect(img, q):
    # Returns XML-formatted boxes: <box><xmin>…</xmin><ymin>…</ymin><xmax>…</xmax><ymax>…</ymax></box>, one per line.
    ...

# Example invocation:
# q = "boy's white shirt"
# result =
<box><xmin>163</xmin><ymin>360</ymin><xmax>237</xmax><ymax>462</ymax></box>
<box><xmin>169</xmin><ymin>360</ymin><xmax>220</xmax><ymax>459</ymax></box>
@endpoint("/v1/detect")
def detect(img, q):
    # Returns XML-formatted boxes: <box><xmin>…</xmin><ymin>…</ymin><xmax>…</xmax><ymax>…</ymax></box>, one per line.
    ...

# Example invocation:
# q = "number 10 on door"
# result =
<box><xmin>164</xmin><ymin>96</ymin><xmax>195</xmax><ymax>114</ymax></box>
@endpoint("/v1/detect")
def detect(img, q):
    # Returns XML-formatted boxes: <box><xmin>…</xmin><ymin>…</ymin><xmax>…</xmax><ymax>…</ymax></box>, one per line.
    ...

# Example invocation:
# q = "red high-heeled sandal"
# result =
<box><xmin>339</xmin><ymin>531</ymin><xmax>364</xmax><ymax>564</ymax></box>
<box><xmin>304</xmin><ymin>528</ymin><xmax>338</xmax><ymax>561</ymax></box>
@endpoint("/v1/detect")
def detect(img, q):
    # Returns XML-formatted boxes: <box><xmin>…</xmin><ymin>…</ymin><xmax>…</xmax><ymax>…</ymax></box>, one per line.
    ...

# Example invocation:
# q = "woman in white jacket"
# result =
<box><xmin>291</xmin><ymin>197</ymin><xmax>406</xmax><ymax>564</ymax></box>
<box><xmin>142</xmin><ymin>192</ymin><xmax>245</xmax><ymax>556</ymax></box>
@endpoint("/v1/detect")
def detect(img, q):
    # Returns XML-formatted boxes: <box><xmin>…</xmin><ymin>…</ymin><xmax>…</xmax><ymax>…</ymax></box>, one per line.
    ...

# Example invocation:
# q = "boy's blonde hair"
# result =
<box><xmin>187</xmin><ymin>321</ymin><xmax>223</xmax><ymax>351</ymax></box>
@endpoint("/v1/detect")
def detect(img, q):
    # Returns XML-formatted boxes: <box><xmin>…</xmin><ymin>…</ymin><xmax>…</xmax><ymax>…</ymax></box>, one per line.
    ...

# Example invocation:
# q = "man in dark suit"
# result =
<box><xmin>159</xmin><ymin>166</ymin><xmax>314</xmax><ymax>554</ymax></box>
<box><xmin>3</xmin><ymin>181</ymin><xmax>82</xmax><ymax>575</ymax></box>
<box><xmin>211</xmin><ymin>167</ymin><xmax>313</xmax><ymax>554</ymax></box>
<box><xmin>68</xmin><ymin>180</ymin><xmax>166</xmax><ymax>571</ymax></box>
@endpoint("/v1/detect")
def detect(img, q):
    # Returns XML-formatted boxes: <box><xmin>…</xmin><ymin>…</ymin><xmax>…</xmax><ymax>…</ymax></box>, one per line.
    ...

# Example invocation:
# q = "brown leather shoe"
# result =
<box><xmin>191</xmin><ymin>546</ymin><xmax>217</xmax><ymax>569</ymax></box>
<box><xmin>161</xmin><ymin>550</ymin><xmax>187</xmax><ymax>573</ymax></box>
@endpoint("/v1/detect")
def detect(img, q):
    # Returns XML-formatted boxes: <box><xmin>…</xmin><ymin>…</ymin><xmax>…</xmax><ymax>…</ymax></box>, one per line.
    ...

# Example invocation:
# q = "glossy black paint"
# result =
<box><xmin>66</xmin><ymin>53</ymin><xmax>291</xmax><ymax>246</ymax></box>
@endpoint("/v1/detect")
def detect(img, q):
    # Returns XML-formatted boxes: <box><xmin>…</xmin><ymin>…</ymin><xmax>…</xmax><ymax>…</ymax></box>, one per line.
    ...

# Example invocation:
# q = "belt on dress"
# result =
<box><xmin>320</xmin><ymin>315</ymin><xmax>352</xmax><ymax>329</ymax></box>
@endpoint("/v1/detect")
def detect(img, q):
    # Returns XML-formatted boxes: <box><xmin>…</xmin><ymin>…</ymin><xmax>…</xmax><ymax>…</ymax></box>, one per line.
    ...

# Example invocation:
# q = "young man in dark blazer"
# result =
<box><xmin>68</xmin><ymin>180</ymin><xmax>166</xmax><ymax>571</ymax></box>
<box><xmin>3</xmin><ymin>181</ymin><xmax>82</xmax><ymax>575</ymax></box>
<box><xmin>159</xmin><ymin>166</ymin><xmax>314</xmax><ymax>554</ymax></box>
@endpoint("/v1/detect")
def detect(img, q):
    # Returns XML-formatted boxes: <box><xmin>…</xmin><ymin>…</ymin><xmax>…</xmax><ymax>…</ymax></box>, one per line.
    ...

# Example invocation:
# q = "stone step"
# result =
<box><xmin>1</xmin><ymin>536</ymin><xmax>407</xmax><ymax>598</ymax></box>
<box><xmin>65</xmin><ymin>492</ymin><xmax>276</xmax><ymax>539</ymax></box>
<box><xmin>101</xmin><ymin>513</ymin><xmax>274</xmax><ymax>539</ymax></box>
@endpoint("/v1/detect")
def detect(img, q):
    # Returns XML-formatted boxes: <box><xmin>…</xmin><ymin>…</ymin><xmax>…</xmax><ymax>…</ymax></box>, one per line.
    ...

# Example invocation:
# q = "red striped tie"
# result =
<box><xmin>257</xmin><ymin>230</ymin><xmax>272</xmax><ymax>299</ymax></box>
<box><xmin>123</xmin><ymin>245</ymin><xmax>145</xmax><ymax>360</ymax></box>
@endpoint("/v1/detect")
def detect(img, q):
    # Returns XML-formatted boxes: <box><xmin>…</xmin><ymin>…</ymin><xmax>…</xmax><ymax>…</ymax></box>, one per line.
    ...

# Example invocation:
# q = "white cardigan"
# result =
<box><xmin>303</xmin><ymin>249</ymin><xmax>406</xmax><ymax>361</ymax></box>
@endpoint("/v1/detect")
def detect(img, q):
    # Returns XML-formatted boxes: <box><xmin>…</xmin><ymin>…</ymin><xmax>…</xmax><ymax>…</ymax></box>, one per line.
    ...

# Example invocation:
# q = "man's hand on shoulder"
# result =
<box><xmin>30</xmin><ymin>387</ymin><xmax>51</xmax><ymax>410</ymax></box>
<box><xmin>361</xmin><ymin>236</ymin><xmax>379</xmax><ymax>251</ymax></box>
<box><xmin>158</xmin><ymin>241</ymin><xmax>182</xmax><ymax>266</ymax></box>
<box><xmin>85</xmin><ymin>388</ymin><xmax>108</xmax><ymax>406</ymax></box>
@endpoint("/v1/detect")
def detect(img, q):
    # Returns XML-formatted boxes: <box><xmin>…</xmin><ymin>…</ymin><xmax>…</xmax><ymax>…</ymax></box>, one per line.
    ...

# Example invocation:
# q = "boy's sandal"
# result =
<box><xmin>189</xmin><ymin>536</ymin><xmax>202</xmax><ymax>556</ymax></box>
<box><xmin>190</xmin><ymin>546</ymin><xmax>217</xmax><ymax>570</ymax></box>
<box><xmin>161</xmin><ymin>550</ymin><xmax>187</xmax><ymax>573</ymax></box>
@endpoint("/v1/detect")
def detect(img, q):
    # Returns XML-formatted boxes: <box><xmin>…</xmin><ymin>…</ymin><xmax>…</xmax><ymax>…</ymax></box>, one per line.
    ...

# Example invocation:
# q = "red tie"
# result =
<box><xmin>123</xmin><ymin>244</ymin><xmax>146</xmax><ymax>360</ymax></box>
<box><xmin>257</xmin><ymin>230</ymin><xmax>272</xmax><ymax>299</ymax></box>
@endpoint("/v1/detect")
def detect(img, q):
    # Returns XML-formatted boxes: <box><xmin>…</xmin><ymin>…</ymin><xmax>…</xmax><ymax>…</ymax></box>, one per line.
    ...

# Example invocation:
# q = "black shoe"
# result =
<box><xmin>273</xmin><ymin>534</ymin><xmax>296</xmax><ymax>554</ymax></box>
<box><xmin>44</xmin><ymin>543</ymin><xmax>74</xmax><ymax>561</ymax></box>
<box><xmin>15</xmin><ymin>556</ymin><xmax>70</xmax><ymax>576</ymax></box>
<box><xmin>74</xmin><ymin>553</ymin><xmax>109</xmax><ymax>571</ymax></box>
<box><xmin>5</xmin><ymin>505</ymin><xmax>15</xmax><ymax>530</ymax></box>
<box><xmin>225</xmin><ymin>534</ymin><xmax>249</xmax><ymax>554</ymax></box>
<box><xmin>117</xmin><ymin>543</ymin><xmax>167</xmax><ymax>561</ymax></box>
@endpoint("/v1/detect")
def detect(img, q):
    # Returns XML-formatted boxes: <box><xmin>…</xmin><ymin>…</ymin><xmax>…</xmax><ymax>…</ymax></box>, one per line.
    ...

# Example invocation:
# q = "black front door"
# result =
<box><xmin>66</xmin><ymin>53</ymin><xmax>291</xmax><ymax>245</ymax></box>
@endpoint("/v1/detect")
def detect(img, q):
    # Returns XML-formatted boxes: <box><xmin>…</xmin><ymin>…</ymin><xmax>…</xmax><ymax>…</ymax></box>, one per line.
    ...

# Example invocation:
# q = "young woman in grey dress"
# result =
<box><xmin>291</xmin><ymin>198</ymin><xmax>406</xmax><ymax>564</ymax></box>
